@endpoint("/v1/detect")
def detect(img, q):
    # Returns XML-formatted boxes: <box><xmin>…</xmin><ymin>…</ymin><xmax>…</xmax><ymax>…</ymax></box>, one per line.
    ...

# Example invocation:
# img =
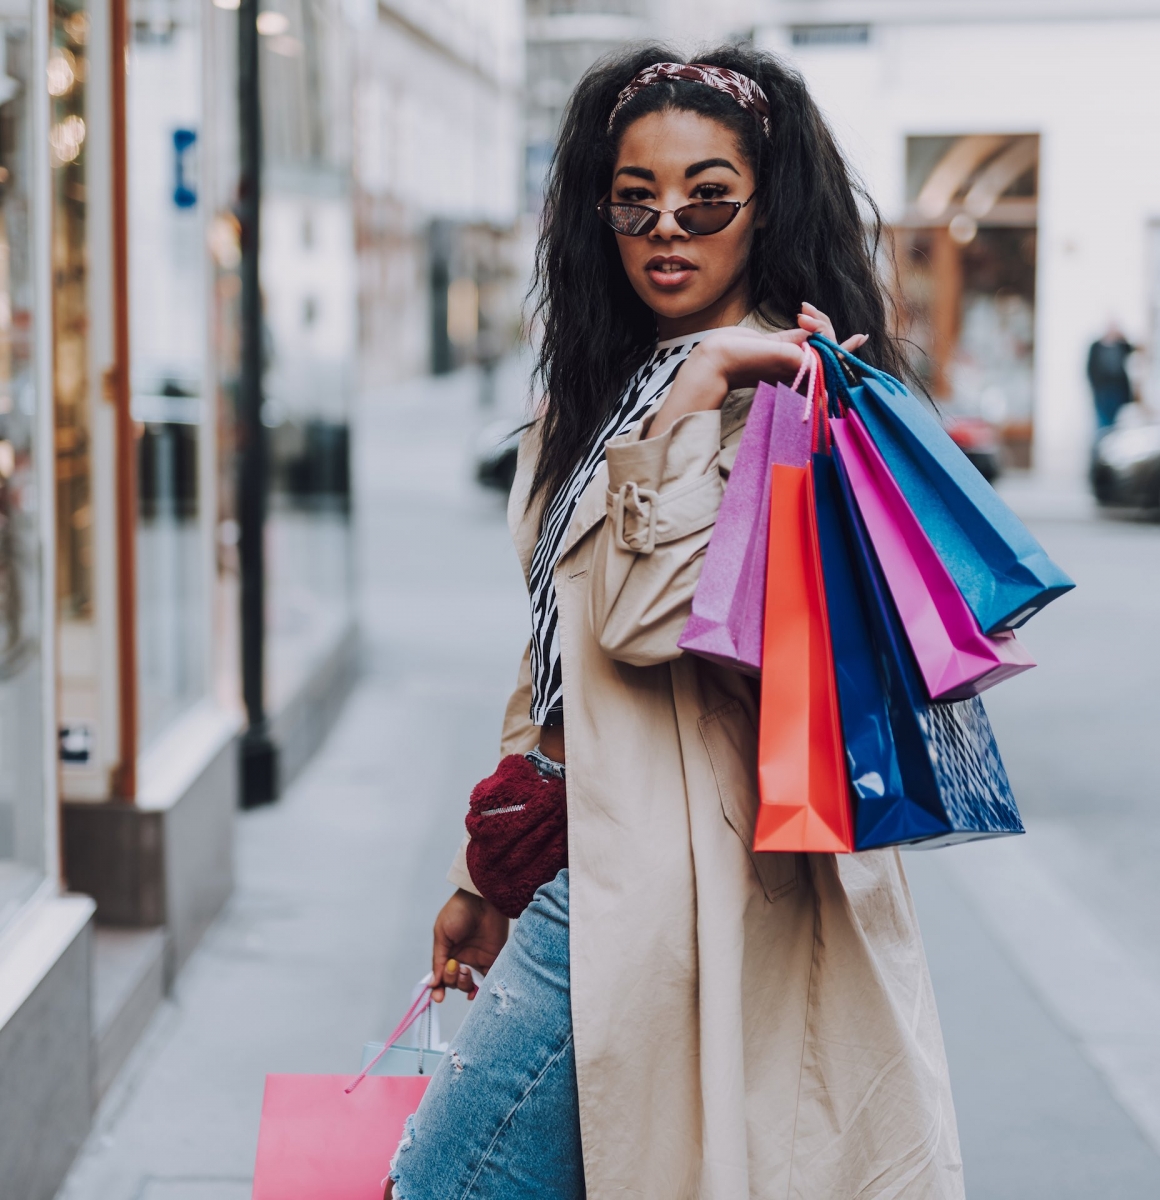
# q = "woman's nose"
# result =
<box><xmin>649</xmin><ymin>210</ymin><xmax>688</xmax><ymax>241</ymax></box>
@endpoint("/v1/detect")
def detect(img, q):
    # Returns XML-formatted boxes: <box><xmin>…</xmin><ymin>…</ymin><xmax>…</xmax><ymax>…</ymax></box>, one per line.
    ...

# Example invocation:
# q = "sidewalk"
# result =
<box><xmin>57</xmin><ymin>367</ymin><xmax>1160</xmax><ymax>1199</ymax></box>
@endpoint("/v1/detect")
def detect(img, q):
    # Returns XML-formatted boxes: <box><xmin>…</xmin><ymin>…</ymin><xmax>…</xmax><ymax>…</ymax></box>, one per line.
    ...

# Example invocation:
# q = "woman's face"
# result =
<box><xmin>610</xmin><ymin>109</ymin><xmax>758</xmax><ymax>335</ymax></box>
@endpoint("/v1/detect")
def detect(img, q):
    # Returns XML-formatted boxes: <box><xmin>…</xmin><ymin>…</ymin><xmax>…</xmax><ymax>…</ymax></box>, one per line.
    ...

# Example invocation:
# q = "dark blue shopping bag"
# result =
<box><xmin>814</xmin><ymin>450</ymin><xmax>1025</xmax><ymax>849</ymax></box>
<box><xmin>811</xmin><ymin>335</ymin><xmax>1074</xmax><ymax>634</ymax></box>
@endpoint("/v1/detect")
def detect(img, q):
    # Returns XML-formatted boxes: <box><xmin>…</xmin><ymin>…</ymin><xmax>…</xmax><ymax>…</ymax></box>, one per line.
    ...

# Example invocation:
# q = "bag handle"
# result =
<box><xmin>346</xmin><ymin>966</ymin><xmax>485</xmax><ymax>1094</ymax></box>
<box><xmin>807</xmin><ymin>333</ymin><xmax>905</xmax><ymax>396</ymax></box>
<box><xmin>789</xmin><ymin>341</ymin><xmax>820</xmax><ymax>422</ymax></box>
<box><xmin>812</xmin><ymin>350</ymin><xmax>832</xmax><ymax>455</ymax></box>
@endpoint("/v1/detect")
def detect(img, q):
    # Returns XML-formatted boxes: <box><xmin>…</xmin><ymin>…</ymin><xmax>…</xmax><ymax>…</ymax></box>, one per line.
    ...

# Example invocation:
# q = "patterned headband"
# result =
<box><xmin>607</xmin><ymin>62</ymin><xmax>773</xmax><ymax>138</ymax></box>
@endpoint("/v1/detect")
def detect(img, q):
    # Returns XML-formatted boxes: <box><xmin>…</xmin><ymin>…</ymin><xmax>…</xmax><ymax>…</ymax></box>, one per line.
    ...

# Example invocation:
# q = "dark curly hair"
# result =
<box><xmin>529</xmin><ymin>42</ymin><xmax>910</xmax><ymax>508</ymax></box>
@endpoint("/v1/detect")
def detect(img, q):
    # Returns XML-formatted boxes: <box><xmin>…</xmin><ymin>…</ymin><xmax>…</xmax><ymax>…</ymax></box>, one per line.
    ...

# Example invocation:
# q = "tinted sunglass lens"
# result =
<box><xmin>677</xmin><ymin>203</ymin><xmax>738</xmax><ymax>235</ymax></box>
<box><xmin>599</xmin><ymin>204</ymin><xmax>658</xmax><ymax>236</ymax></box>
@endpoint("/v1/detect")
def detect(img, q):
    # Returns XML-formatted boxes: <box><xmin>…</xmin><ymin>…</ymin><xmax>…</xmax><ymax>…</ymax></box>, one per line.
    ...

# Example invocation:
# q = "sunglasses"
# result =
<box><xmin>596</xmin><ymin>192</ymin><xmax>756</xmax><ymax>237</ymax></box>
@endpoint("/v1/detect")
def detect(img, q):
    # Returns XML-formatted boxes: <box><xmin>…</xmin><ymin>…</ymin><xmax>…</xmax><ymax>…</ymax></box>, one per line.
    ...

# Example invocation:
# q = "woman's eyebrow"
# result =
<box><xmin>613</xmin><ymin>165</ymin><xmax>655</xmax><ymax>180</ymax></box>
<box><xmin>686</xmin><ymin>157</ymin><xmax>740</xmax><ymax>177</ymax></box>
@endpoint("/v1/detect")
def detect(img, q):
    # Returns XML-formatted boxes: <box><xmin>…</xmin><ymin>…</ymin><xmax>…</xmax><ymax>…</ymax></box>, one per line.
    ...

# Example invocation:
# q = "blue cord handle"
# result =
<box><xmin>808</xmin><ymin>333</ymin><xmax>905</xmax><ymax>395</ymax></box>
<box><xmin>811</xmin><ymin>339</ymin><xmax>848</xmax><ymax>417</ymax></box>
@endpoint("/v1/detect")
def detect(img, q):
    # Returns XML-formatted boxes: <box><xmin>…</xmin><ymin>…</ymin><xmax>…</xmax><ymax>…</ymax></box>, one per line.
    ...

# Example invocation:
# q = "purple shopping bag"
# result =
<box><xmin>831</xmin><ymin>412</ymin><xmax>1034</xmax><ymax>700</ymax></box>
<box><xmin>679</xmin><ymin>350</ymin><xmax>820</xmax><ymax>674</ymax></box>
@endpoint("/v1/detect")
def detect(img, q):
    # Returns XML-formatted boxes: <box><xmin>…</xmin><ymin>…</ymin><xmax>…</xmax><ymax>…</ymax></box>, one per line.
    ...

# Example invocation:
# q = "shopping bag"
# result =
<box><xmin>756</xmin><ymin>440</ymin><xmax>854</xmax><ymax>853</ymax></box>
<box><xmin>253</xmin><ymin>1073</ymin><xmax>426</xmax><ymax>1200</ymax></box>
<box><xmin>361</xmin><ymin>967</ymin><xmax>482</xmax><ymax>1077</ymax></box>
<box><xmin>810</xmin><ymin>334</ymin><xmax>1074</xmax><ymax>633</ymax></box>
<box><xmin>677</xmin><ymin>379</ymin><xmax>778</xmax><ymax>672</ymax></box>
<box><xmin>832</xmin><ymin>411</ymin><xmax>1035</xmax><ymax>700</ymax></box>
<box><xmin>814</xmin><ymin>449</ymin><xmax>1024</xmax><ymax>848</ymax></box>
<box><xmin>252</xmin><ymin>981</ymin><xmax>440</xmax><ymax>1199</ymax></box>
<box><xmin>679</xmin><ymin>349</ymin><xmax>819</xmax><ymax>673</ymax></box>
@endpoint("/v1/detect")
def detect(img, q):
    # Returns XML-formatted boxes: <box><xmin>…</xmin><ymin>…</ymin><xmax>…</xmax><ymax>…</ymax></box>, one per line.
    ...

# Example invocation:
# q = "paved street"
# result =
<box><xmin>59</xmin><ymin>367</ymin><xmax>1160</xmax><ymax>1199</ymax></box>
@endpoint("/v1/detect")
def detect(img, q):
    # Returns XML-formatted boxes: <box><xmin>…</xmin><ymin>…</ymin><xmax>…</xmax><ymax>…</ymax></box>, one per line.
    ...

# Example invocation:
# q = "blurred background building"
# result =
<box><xmin>1</xmin><ymin>0</ymin><xmax>528</xmax><ymax>1193</ymax></box>
<box><xmin>2</xmin><ymin>0</ymin><xmax>1160</xmax><ymax>1196</ymax></box>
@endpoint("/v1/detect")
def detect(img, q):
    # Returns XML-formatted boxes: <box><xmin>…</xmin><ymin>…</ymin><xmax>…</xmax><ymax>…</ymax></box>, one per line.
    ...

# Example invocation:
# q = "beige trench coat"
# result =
<box><xmin>449</xmin><ymin>383</ymin><xmax>965</xmax><ymax>1199</ymax></box>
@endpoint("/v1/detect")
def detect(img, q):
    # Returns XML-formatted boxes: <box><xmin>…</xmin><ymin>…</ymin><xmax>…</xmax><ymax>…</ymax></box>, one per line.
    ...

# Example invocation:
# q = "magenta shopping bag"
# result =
<box><xmin>253</xmin><ymin>986</ymin><xmax>436</xmax><ymax>1199</ymax></box>
<box><xmin>831</xmin><ymin>412</ymin><xmax>1034</xmax><ymax>700</ymax></box>
<box><xmin>679</xmin><ymin>349</ymin><xmax>820</xmax><ymax>674</ymax></box>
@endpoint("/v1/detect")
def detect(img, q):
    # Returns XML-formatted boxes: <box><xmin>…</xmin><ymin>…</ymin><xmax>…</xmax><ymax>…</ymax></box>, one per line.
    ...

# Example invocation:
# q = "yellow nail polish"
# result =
<box><xmin>445</xmin><ymin>958</ymin><xmax>458</xmax><ymax>975</ymax></box>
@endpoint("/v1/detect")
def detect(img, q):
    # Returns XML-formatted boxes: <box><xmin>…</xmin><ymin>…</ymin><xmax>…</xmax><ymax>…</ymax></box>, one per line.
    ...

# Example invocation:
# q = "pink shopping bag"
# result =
<box><xmin>831</xmin><ymin>411</ymin><xmax>1034</xmax><ymax>700</ymax></box>
<box><xmin>679</xmin><ymin>348</ymin><xmax>820</xmax><ymax>674</ymax></box>
<box><xmin>253</xmin><ymin>987</ymin><xmax>436</xmax><ymax>1199</ymax></box>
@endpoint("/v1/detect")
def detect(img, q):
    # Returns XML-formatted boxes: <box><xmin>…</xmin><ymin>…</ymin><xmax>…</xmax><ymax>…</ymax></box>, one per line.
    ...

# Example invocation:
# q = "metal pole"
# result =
<box><xmin>110</xmin><ymin>0</ymin><xmax>137</xmax><ymax>800</ymax></box>
<box><xmin>237</xmin><ymin>0</ymin><xmax>277</xmax><ymax>805</ymax></box>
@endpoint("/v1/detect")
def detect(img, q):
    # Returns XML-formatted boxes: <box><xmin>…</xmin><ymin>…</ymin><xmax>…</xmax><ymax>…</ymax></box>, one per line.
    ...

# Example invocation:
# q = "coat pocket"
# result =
<box><xmin>698</xmin><ymin>700</ymin><xmax>799</xmax><ymax>903</ymax></box>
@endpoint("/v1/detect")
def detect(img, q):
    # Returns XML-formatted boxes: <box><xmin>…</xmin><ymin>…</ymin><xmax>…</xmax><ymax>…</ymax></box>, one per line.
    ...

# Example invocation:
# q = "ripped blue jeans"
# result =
<box><xmin>389</xmin><ymin>870</ymin><xmax>585</xmax><ymax>1199</ymax></box>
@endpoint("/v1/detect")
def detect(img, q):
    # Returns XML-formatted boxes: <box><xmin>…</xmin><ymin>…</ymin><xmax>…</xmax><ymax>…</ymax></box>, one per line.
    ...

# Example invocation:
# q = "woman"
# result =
<box><xmin>387</xmin><ymin>44</ymin><xmax>962</xmax><ymax>1200</ymax></box>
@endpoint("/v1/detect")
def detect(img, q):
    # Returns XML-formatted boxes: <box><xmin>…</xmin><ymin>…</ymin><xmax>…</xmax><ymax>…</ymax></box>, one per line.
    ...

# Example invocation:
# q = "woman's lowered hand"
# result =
<box><xmin>431</xmin><ymin>889</ymin><xmax>509</xmax><ymax>1002</ymax></box>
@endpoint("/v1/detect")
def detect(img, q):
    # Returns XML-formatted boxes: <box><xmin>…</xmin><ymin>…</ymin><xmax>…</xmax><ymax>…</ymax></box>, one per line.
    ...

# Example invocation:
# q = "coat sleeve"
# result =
<box><xmin>446</xmin><ymin>642</ymin><xmax>538</xmax><ymax>894</ymax></box>
<box><xmin>588</xmin><ymin>406</ymin><xmax>732</xmax><ymax>668</ymax></box>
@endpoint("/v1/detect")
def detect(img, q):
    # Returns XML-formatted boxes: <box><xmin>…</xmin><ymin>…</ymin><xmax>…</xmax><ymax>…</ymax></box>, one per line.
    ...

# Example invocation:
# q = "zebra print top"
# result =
<box><xmin>528</xmin><ymin>330</ymin><xmax>708</xmax><ymax>725</ymax></box>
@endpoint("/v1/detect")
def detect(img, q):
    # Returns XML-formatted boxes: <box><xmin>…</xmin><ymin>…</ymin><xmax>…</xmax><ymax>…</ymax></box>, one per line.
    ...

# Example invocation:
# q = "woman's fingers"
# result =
<box><xmin>457</xmin><ymin>963</ymin><xmax>476</xmax><ymax>998</ymax></box>
<box><xmin>798</xmin><ymin>302</ymin><xmax>868</xmax><ymax>355</ymax></box>
<box><xmin>431</xmin><ymin>938</ymin><xmax>456</xmax><ymax>1003</ymax></box>
<box><xmin>797</xmin><ymin>307</ymin><xmax>836</xmax><ymax>343</ymax></box>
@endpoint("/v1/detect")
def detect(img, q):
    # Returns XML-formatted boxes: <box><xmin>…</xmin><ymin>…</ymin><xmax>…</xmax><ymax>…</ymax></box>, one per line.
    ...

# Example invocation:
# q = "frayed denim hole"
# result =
<box><xmin>449</xmin><ymin>1049</ymin><xmax>465</xmax><ymax>1079</ymax></box>
<box><xmin>489</xmin><ymin>980</ymin><xmax>512</xmax><ymax>1011</ymax></box>
<box><xmin>389</xmin><ymin>1113</ymin><xmax>416</xmax><ymax>1174</ymax></box>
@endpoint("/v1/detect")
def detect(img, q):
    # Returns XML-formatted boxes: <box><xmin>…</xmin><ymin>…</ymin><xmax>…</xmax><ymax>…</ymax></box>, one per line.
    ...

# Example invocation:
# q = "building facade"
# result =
<box><xmin>524</xmin><ymin>0</ymin><xmax>1160</xmax><ymax>478</ymax></box>
<box><xmin>0</xmin><ymin>0</ymin><xmax>364</xmax><ymax>1193</ymax></box>
<box><xmin>354</xmin><ymin>0</ymin><xmax>525</xmax><ymax>387</ymax></box>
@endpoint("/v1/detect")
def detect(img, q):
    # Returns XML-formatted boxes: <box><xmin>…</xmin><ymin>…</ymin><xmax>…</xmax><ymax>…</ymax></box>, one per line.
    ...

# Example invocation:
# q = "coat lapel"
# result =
<box><xmin>559</xmin><ymin>465</ymin><xmax>609</xmax><ymax>563</ymax></box>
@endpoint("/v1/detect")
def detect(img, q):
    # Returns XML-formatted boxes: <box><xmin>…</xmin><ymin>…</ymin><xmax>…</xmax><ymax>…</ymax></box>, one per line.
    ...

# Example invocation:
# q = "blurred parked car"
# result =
<box><xmin>944</xmin><ymin>416</ymin><xmax>1002</xmax><ymax>483</ymax></box>
<box><xmin>1091</xmin><ymin>422</ymin><xmax>1160</xmax><ymax>510</ymax></box>
<box><xmin>475</xmin><ymin>419</ymin><xmax>522</xmax><ymax>491</ymax></box>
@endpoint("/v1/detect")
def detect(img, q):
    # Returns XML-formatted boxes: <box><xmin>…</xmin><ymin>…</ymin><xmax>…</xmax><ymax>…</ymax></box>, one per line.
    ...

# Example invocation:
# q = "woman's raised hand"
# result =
<box><xmin>647</xmin><ymin>304</ymin><xmax>867</xmax><ymax>439</ymax></box>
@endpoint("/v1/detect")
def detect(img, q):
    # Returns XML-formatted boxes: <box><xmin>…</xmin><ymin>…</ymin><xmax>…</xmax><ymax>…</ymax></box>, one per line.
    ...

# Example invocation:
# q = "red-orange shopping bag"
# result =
<box><xmin>756</xmin><ymin>460</ymin><xmax>854</xmax><ymax>853</ymax></box>
<box><xmin>252</xmin><ymin>985</ymin><xmax>435</xmax><ymax>1199</ymax></box>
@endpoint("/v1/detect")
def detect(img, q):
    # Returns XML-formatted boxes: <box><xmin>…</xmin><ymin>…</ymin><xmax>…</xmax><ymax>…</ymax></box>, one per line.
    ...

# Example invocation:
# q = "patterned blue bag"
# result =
<box><xmin>814</xmin><ymin>449</ymin><xmax>1024</xmax><ymax>849</ymax></box>
<box><xmin>811</xmin><ymin>335</ymin><xmax>1074</xmax><ymax>634</ymax></box>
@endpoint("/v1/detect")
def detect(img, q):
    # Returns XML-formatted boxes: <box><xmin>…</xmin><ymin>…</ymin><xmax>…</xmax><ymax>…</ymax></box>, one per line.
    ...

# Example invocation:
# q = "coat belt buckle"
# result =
<box><xmin>612</xmin><ymin>481</ymin><xmax>659</xmax><ymax>554</ymax></box>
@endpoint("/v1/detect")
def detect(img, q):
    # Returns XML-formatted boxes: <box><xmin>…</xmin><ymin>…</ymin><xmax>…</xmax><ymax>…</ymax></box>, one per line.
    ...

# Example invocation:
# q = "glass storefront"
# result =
<box><xmin>259</xmin><ymin>0</ymin><xmax>354</xmax><ymax>712</ymax></box>
<box><xmin>128</xmin><ymin>0</ymin><xmax>208</xmax><ymax>746</ymax></box>
<box><xmin>208</xmin><ymin>0</ymin><xmax>241</xmax><ymax>714</ymax></box>
<box><xmin>0</xmin><ymin>0</ymin><xmax>48</xmax><ymax>924</ymax></box>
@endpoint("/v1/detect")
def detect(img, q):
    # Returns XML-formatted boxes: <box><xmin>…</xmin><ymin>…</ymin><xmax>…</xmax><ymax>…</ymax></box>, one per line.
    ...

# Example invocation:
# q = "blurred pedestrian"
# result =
<box><xmin>1087</xmin><ymin>321</ymin><xmax>1136</xmax><ymax>433</ymax></box>
<box><xmin>387</xmin><ymin>46</ymin><xmax>962</xmax><ymax>1200</ymax></box>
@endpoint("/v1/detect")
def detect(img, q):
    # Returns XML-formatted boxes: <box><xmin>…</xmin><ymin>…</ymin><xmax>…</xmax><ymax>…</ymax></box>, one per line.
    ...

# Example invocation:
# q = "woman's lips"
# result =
<box><xmin>645</xmin><ymin>256</ymin><xmax>696</xmax><ymax>289</ymax></box>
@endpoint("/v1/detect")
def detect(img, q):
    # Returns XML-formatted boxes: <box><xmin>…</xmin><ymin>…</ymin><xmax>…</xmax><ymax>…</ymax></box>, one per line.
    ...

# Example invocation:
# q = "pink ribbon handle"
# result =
<box><xmin>789</xmin><ymin>344</ymin><xmax>820</xmax><ymax>422</ymax></box>
<box><xmin>345</xmin><ymin>965</ymin><xmax>485</xmax><ymax>1093</ymax></box>
<box><xmin>346</xmin><ymin>984</ymin><xmax>434</xmax><ymax>1093</ymax></box>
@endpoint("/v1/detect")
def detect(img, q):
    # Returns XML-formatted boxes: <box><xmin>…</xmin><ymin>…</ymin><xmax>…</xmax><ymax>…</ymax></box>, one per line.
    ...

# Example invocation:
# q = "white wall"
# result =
<box><xmin>758</xmin><ymin>18</ymin><xmax>1160</xmax><ymax>478</ymax></box>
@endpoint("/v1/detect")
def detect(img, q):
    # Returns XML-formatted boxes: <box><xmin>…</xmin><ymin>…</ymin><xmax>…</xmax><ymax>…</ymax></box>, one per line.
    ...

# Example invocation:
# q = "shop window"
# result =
<box><xmin>893</xmin><ymin>135</ymin><xmax>1039</xmax><ymax>468</ymax></box>
<box><xmin>259</xmin><ymin>0</ymin><xmax>355</xmax><ymax>713</ymax></box>
<box><xmin>0</xmin><ymin>1</ymin><xmax>48</xmax><ymax>921</ymax></box>
<box><xmin>52</xmin><ymin>0</ymin><xmax>103</xmax><ymax>800</ymax></box>
<box><xmin>129</xmin><ymin>0</ymin><xmax>208</xmax><ymax>746</ymax></box>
